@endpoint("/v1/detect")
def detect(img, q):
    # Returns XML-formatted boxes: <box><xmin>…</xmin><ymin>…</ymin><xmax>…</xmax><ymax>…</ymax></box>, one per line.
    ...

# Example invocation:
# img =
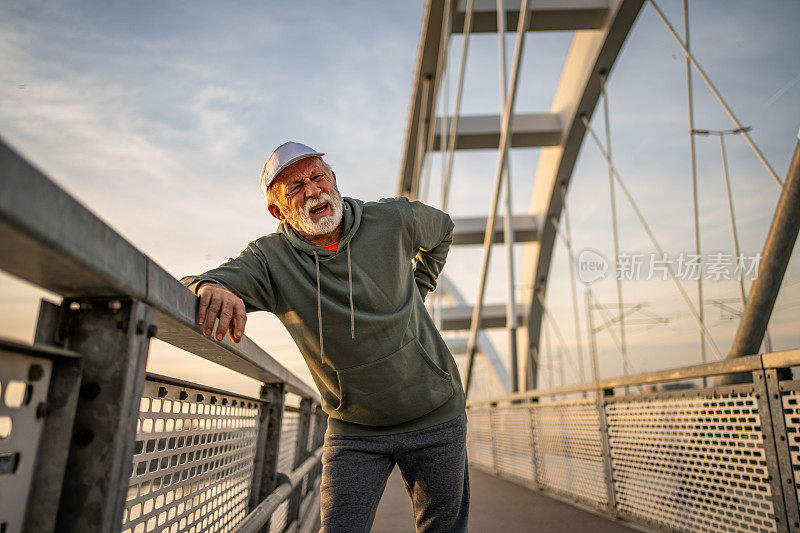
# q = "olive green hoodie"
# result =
<box><xmin>181</xmin><ymin>196</ymin><xmax>466</xmax><ymax>436</ymax></box>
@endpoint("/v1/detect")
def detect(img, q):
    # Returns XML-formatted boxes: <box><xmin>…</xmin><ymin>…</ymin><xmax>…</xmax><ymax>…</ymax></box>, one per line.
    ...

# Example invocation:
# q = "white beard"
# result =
<box><xmin>282</xmin><ymin>187</ymin><xmax>344</xmax><ymax>237</ymax></box>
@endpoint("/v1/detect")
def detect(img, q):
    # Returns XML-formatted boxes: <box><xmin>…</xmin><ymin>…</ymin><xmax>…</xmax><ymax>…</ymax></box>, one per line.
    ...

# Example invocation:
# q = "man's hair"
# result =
<box><xmin>266</xmin><ymin>158</ymin><xmax>333</xmax><ymax>209</ymax></box>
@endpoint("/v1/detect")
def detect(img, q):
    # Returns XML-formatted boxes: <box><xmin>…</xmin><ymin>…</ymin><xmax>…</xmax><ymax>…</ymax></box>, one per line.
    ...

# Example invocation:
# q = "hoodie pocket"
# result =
<box><xmin>334</xmin><ymin>337</ymin><xmax>455</xmax><ymax>426</ymax></box>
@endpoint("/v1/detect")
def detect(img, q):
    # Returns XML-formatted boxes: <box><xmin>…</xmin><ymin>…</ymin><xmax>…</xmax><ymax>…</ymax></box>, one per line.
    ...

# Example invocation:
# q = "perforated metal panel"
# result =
<box><xmin>779</xmin><ymin>384</ymin><xmax>800</xmax><ymax>512</ymax></box>
<box><xmin>122</xmin><ymin>378</ymin><xmax>261</xmax><ymax>533</ymax></box>
<box><xmin>0</xmin><ymin>347</ymin><xmax>53</xmax><ymax>533</ymax></box>
<box><xmin>532</xmin><ymin>398</ymin><xmax>608</xmax><ymax>508</ymax></box>
<box><xmin>269</xmin><ymin>408</ymin><xmax>300</xmax><ymax>533</ymax></box>
<box><xmin>606</xmin><ymin>388</ymin><xmax>777</xmax><ymax>532</ymax></box>
<box><xmin>466</xmin><ymin>407</ymin><xmax>494</xmax><ymax>472</ymax></box>
<box><xmin>492</xmin><ymin>404</ymin><xmax>535</xmax><ymax>484</ymax></box>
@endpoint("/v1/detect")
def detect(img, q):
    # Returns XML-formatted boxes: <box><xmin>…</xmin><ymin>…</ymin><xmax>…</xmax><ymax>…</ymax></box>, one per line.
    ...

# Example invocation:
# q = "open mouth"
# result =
<box><xmin>309</xmin><ymin>202</ymin><xmax>329</xmax><ymax>215</ymax></box>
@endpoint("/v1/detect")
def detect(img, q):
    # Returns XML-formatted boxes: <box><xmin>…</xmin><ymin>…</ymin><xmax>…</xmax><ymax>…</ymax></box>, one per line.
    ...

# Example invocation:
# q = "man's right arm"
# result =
<box><xmin>180</xmin><ymin>240</ymin><xmax>277</xmax><ymax>343</ymax></box>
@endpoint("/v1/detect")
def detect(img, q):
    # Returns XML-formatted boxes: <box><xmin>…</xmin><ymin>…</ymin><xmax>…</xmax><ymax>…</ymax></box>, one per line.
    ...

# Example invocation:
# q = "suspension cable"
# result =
<box><xmin>440</xmin><ymin>0</ymin><xmax>475</xmax><ymax>211</ymax></box>
<box><xmin>682</xmin><ymin>0</ymin><xmax>707</xmax><ymax>385</ymax></box>
<box><xmin>581</xmin><ymin>114</ymin><xmax>723</xmax><ymax>361</ymax></box>
<box><xmin>600</xmin><ymin>73</ymin><xmax>629</xmax><ymax>380</ymax></box>
<box><xmin>497</xmin><ymin>0</ymin><xmax>520</xmax><ymax>393</ymax></box>
<box><xmin>711</xmin><ymin>130</ymin><xmax>775</xmax><ymax>353</ymax></box>
<box><xmin>536</xmin><ymin>291</ymin><xmax>583</xmax><ymax>381</ymax></box>
<box><xmin>589</xmin><ymin>290</ymin><xmax>645</xmax><ymax>393</ymax></box>
<box><xmin>543</xmin><ymin>312</ymin><xmax>554</xmax><ymax>388</ymax></box>
<box><xmin>548</xmin><ymin>212</ymin><xmax>590</xmax><ymax>393</ymax></box>
<box><xmin>464</xmin><ymin>0</ymin><xmax>533</xmax><ymax>395</ymax></box>
<box><xmin>429</xmin><ymin>5</ymin><xmax>453</xmax><ymax>327</ymax></box>
<box><xmin>648</xmin><ymin>0</ymin><xmax>783</xmax><ymax>188</ymax></box>
<box><xmin>585</xmin><ymin>288</ymin><xmax>600</xmax><ymax>383</ymax></box>
<box><xmin>558</xmin><ymin>185</ymin><xmax>587</xmax><ymax>384</ymax></box>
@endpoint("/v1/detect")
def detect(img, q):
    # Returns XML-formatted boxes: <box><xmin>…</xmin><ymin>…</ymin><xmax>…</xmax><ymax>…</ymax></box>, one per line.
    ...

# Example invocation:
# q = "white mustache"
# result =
<box><xmin>304</xmin><ymin>193</ymin><xmax>333</xmax><ymax>215</ymax></box>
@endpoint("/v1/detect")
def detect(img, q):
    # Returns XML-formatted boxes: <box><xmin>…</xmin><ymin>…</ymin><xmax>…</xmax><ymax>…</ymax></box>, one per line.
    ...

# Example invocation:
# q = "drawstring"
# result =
<box><xmin>347</xmin><ymin>242</ymin><xmax>355</xmax><ymax>339</ymax></box>
<box><xmin>312</xmin><ymin>244</ymin><xmax>356</xmax><ymax>366</ymax></box>
<box><xmin>313</xmin><ymin>250</ymin><xmax>325</xmax><ymax>365</ymax></box>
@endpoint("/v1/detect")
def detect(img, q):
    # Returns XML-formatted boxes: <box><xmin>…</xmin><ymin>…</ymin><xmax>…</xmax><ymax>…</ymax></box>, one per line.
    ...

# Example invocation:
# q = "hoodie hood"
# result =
<box><xmin>276</xmin><ymin>196</ymin><xmax>363</xmax><ymax>364</ymax></box>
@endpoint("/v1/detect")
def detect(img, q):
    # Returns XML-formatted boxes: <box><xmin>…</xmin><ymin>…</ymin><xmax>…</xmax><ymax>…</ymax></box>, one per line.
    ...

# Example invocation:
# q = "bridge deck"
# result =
<box><xmin>369</xmin><ymin>465</ymin><xmax>640</xmax><ymax>532</ymax></box>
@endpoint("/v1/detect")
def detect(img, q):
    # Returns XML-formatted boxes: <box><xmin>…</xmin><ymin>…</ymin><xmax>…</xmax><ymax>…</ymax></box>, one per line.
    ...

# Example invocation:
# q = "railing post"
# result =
<box><xmin>527</xmin><ymin>397</ymin><xmax>540</xmax><ymax>490</ymax></box>
<box><xmin>14</xmin><ymin>300</ymin><xmax>84</xmax><ymax>533</ymax></box>
<box><xmin>489</xmin><ymin>402</ymin><xmax>499</xmax><ymax>475</ymax></box>
<box><xmin>50</xmin><ymin>298</ymin><xmax>154</xmax><ymax>533</ymax></box>
<box><xmin>249</xmin><ymin>382</ymin><xmax>286</xmax><ymax>532</ymax></box>
<box><xmin>311</xmin><ymin>406</ymin><xmax>326</xmax><ymax>484</ymax></box>
<box><xmin>761</xmin><ymin>367</ymin><xmax>799</xmax><ymax>530</ymax></box>
<box><xmin>287</xmin><ymin>397</ymin><xmax>313</xmax><ymax>526</ymax></box>
<box><xmin>753</xmin><ymin>369</ymin><xmax>791</xmax><ymax>532</ymax></box>
<box><xmin>596</xmin><ymin>388</ymin><xmax>618</xmax><ymax>517</ymax></box>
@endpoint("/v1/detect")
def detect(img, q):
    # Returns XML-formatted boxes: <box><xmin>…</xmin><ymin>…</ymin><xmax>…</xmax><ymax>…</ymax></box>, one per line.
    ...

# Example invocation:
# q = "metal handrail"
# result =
<box><xmin>233</xmin><ymin>448</ymin><xmax>324</xmax><ymax>533</ymax></box>
<box><xmin>0</xmin><ymin>136</ymin><xmax>316</xmax><ymax>399</ymax></box>
<box><xmin>468</xmin><ymin>348</ymin><xmax>800</xmax><ymax>407</ymax></box>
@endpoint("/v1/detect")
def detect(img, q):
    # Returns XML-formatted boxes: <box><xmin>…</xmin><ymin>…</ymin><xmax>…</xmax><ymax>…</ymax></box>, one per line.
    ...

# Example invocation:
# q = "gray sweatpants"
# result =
<box><xmin>319</xmin><ymin>411</ymin><xmax>469</xmax><ymax>532</ymax></box>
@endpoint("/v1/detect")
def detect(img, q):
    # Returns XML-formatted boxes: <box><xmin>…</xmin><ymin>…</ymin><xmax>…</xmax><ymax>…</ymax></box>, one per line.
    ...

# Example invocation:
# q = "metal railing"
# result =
<box><xmin>0</xmin><ymin>136</ymin><xmax>324</xmax><ymax>533</ymax></box>
<box><xmin>467</xmin><ymin>350</ymin><xmax>800</xmax><ymax>533</ymax></box>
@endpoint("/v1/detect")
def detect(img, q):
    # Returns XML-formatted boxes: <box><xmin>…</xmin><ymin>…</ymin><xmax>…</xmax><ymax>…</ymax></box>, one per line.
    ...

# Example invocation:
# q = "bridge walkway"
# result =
<box><xmin>369</xmin><ymin>466</ymin><xmax>639</xmax><ymax>532</ymax></box>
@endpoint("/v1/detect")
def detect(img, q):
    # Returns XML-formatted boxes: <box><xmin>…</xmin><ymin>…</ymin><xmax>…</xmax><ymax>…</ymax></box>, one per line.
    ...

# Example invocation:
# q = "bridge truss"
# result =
<box><xmin>398</xmin><ymin>0</ymin><xmax>799</xmax><ymax>400</ymax></box>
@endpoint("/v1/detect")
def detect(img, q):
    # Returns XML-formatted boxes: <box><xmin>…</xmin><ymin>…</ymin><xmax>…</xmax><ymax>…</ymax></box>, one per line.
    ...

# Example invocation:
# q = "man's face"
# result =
<box><xmin>267</xmin><ymin>156</ymin><xmax>343</xmax><ymax>237</ymax></box>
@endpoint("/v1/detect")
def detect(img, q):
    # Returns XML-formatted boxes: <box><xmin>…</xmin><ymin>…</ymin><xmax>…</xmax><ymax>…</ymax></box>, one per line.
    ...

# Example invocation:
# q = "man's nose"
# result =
<box><xmin>304</xmin><ymin>180</ymin><xmax>322</xmax><ymax>197</ymax></box>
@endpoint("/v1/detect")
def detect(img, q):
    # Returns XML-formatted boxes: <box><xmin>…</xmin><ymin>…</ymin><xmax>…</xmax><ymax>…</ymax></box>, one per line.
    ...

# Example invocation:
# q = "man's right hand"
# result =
<box><xmin>196</xmin><ymin>282</ymin><xmax>247</xmax><ymax>343</ymax></box>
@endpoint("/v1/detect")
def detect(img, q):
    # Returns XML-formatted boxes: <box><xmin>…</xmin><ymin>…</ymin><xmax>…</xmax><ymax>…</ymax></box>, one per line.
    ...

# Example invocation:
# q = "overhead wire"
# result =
<box><xmin>581</xmin><ymin>114</ymin><xmax>723</xmax><ymax>361</ymax></box>
<box><xmin>648</xmin><ymin>0</ymin><xmax>783</xmax><ymax>188</ymax></box>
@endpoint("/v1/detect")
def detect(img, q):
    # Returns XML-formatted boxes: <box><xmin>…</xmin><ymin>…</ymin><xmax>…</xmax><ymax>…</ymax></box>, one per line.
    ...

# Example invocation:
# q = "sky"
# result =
<box><xmin>1</xmin><ymin>0</ymin><xmax>799</xmax><ymax>398</ymax></box>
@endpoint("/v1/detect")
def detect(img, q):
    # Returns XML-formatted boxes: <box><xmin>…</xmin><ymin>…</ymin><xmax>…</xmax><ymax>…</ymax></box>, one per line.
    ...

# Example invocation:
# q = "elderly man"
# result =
<box><xmin>181</xmin><ymin>141</ymin><xmax>469</xmax><ymax>532</ymax></box>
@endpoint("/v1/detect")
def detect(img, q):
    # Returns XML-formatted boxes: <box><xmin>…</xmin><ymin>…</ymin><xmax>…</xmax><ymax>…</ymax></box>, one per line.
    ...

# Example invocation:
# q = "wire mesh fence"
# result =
<box><xmin>467</xmin><ymin>360</ymin><xmax>800</xmax><ymax>533</ymax></box>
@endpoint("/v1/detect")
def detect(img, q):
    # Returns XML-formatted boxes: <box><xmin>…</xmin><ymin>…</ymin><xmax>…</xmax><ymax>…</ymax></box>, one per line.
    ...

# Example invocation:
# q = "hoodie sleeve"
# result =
<box><xmin>408</xmin><ymin>199</ymin><xmax>455</xmax><ymax>302</ymax></box>
<box><xmin>180</xmin><ymin>240</ymin><xmax>277</xmax><ymax>313</ymax></box>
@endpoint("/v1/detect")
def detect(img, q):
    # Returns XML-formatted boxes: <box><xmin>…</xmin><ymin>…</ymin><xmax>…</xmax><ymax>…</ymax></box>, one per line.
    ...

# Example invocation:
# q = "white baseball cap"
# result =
<box><xmin>259</xmin><ymin>141</ymin><xmax>325</xmax><ymax>198</ymax></box>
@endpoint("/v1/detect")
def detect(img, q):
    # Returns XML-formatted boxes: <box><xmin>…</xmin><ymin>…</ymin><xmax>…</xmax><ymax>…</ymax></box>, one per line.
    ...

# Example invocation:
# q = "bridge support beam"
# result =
<box><xmin>720</xmin><ymin>135</ymin><xmax>800</xmax><ymax>384</ymax></box>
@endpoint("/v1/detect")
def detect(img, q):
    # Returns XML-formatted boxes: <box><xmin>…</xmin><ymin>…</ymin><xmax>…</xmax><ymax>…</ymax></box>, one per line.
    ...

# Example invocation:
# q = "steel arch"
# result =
<box><xmin>398</xmin><ymin>0</ymin><xmax>645</xmax><ymax>393</ymax></box>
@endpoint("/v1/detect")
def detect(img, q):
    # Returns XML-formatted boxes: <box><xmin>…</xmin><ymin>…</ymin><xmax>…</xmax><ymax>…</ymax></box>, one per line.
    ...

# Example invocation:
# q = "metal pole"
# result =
<box><xmin>720</xmin><ymin>133</ymin><xmax>800</xmax><ymax>383</ymax></box>
<box><xmin>559</xmin><ymin>186</ymin><xmax>587</xmax><ymax>384</ymax></box>
<box><xmin>543</xmin><ymin>313</ymin><xmax>553</xmax><ymax>388</ymax></box>
<box><xmin>600</xmin><ymin>74</ymin><xmax>628</xmax><ymax>381</ymax></box>
<box><xmin>412</xmin><ymin>76</ymin><xmax>432</xmax><ymax>199</ymax></box>
<box><xmin>440</xmin><ymin>15</ymin><xmax>450</xmax><ymax>201</ymax></box>
<box><xmin>497</xmin><ymin>0</ymin><xmax>519</xmax><ymax>393</ymax></box>
<box><xmin>586</xmin><ymin>288</ymin><xmax>600</xmax><ymax>383</ymax></box>
<box><xmin>719</xmin><ymin>134</ymin><xmax>748</xmax><ymax>311</ymax></box>
<box><xmin>682</xmin><ymin>0</ymin><xmax>708</xmax><ymax>386</ymax></box>
<box><xmin>581</xmin><ymin>114</ymin><xmax>723</xmax><ymax>361</ymax></box>
<box><xmin>716</xmin><ymin>131</ymin><xmax>775</xmax><ymax>353</ymax></box>
<box><xmin>464</xmin><ymin>0</ymin><xmax>532</xmax><ymax>395</ymax></box>
<box><xmin>536</xmin><ymin>291</ymin><xmax>582</xmax><ymax>382</ymax></box>
<box><xmin>648</xmin><ymin>0</ymin><xmax>784</xmax><ymax>188</ymax></box>
<box><xmin>441</xmin><ymin>0</ymin><xmax>474</xmax><ymax>211</ymax></box>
